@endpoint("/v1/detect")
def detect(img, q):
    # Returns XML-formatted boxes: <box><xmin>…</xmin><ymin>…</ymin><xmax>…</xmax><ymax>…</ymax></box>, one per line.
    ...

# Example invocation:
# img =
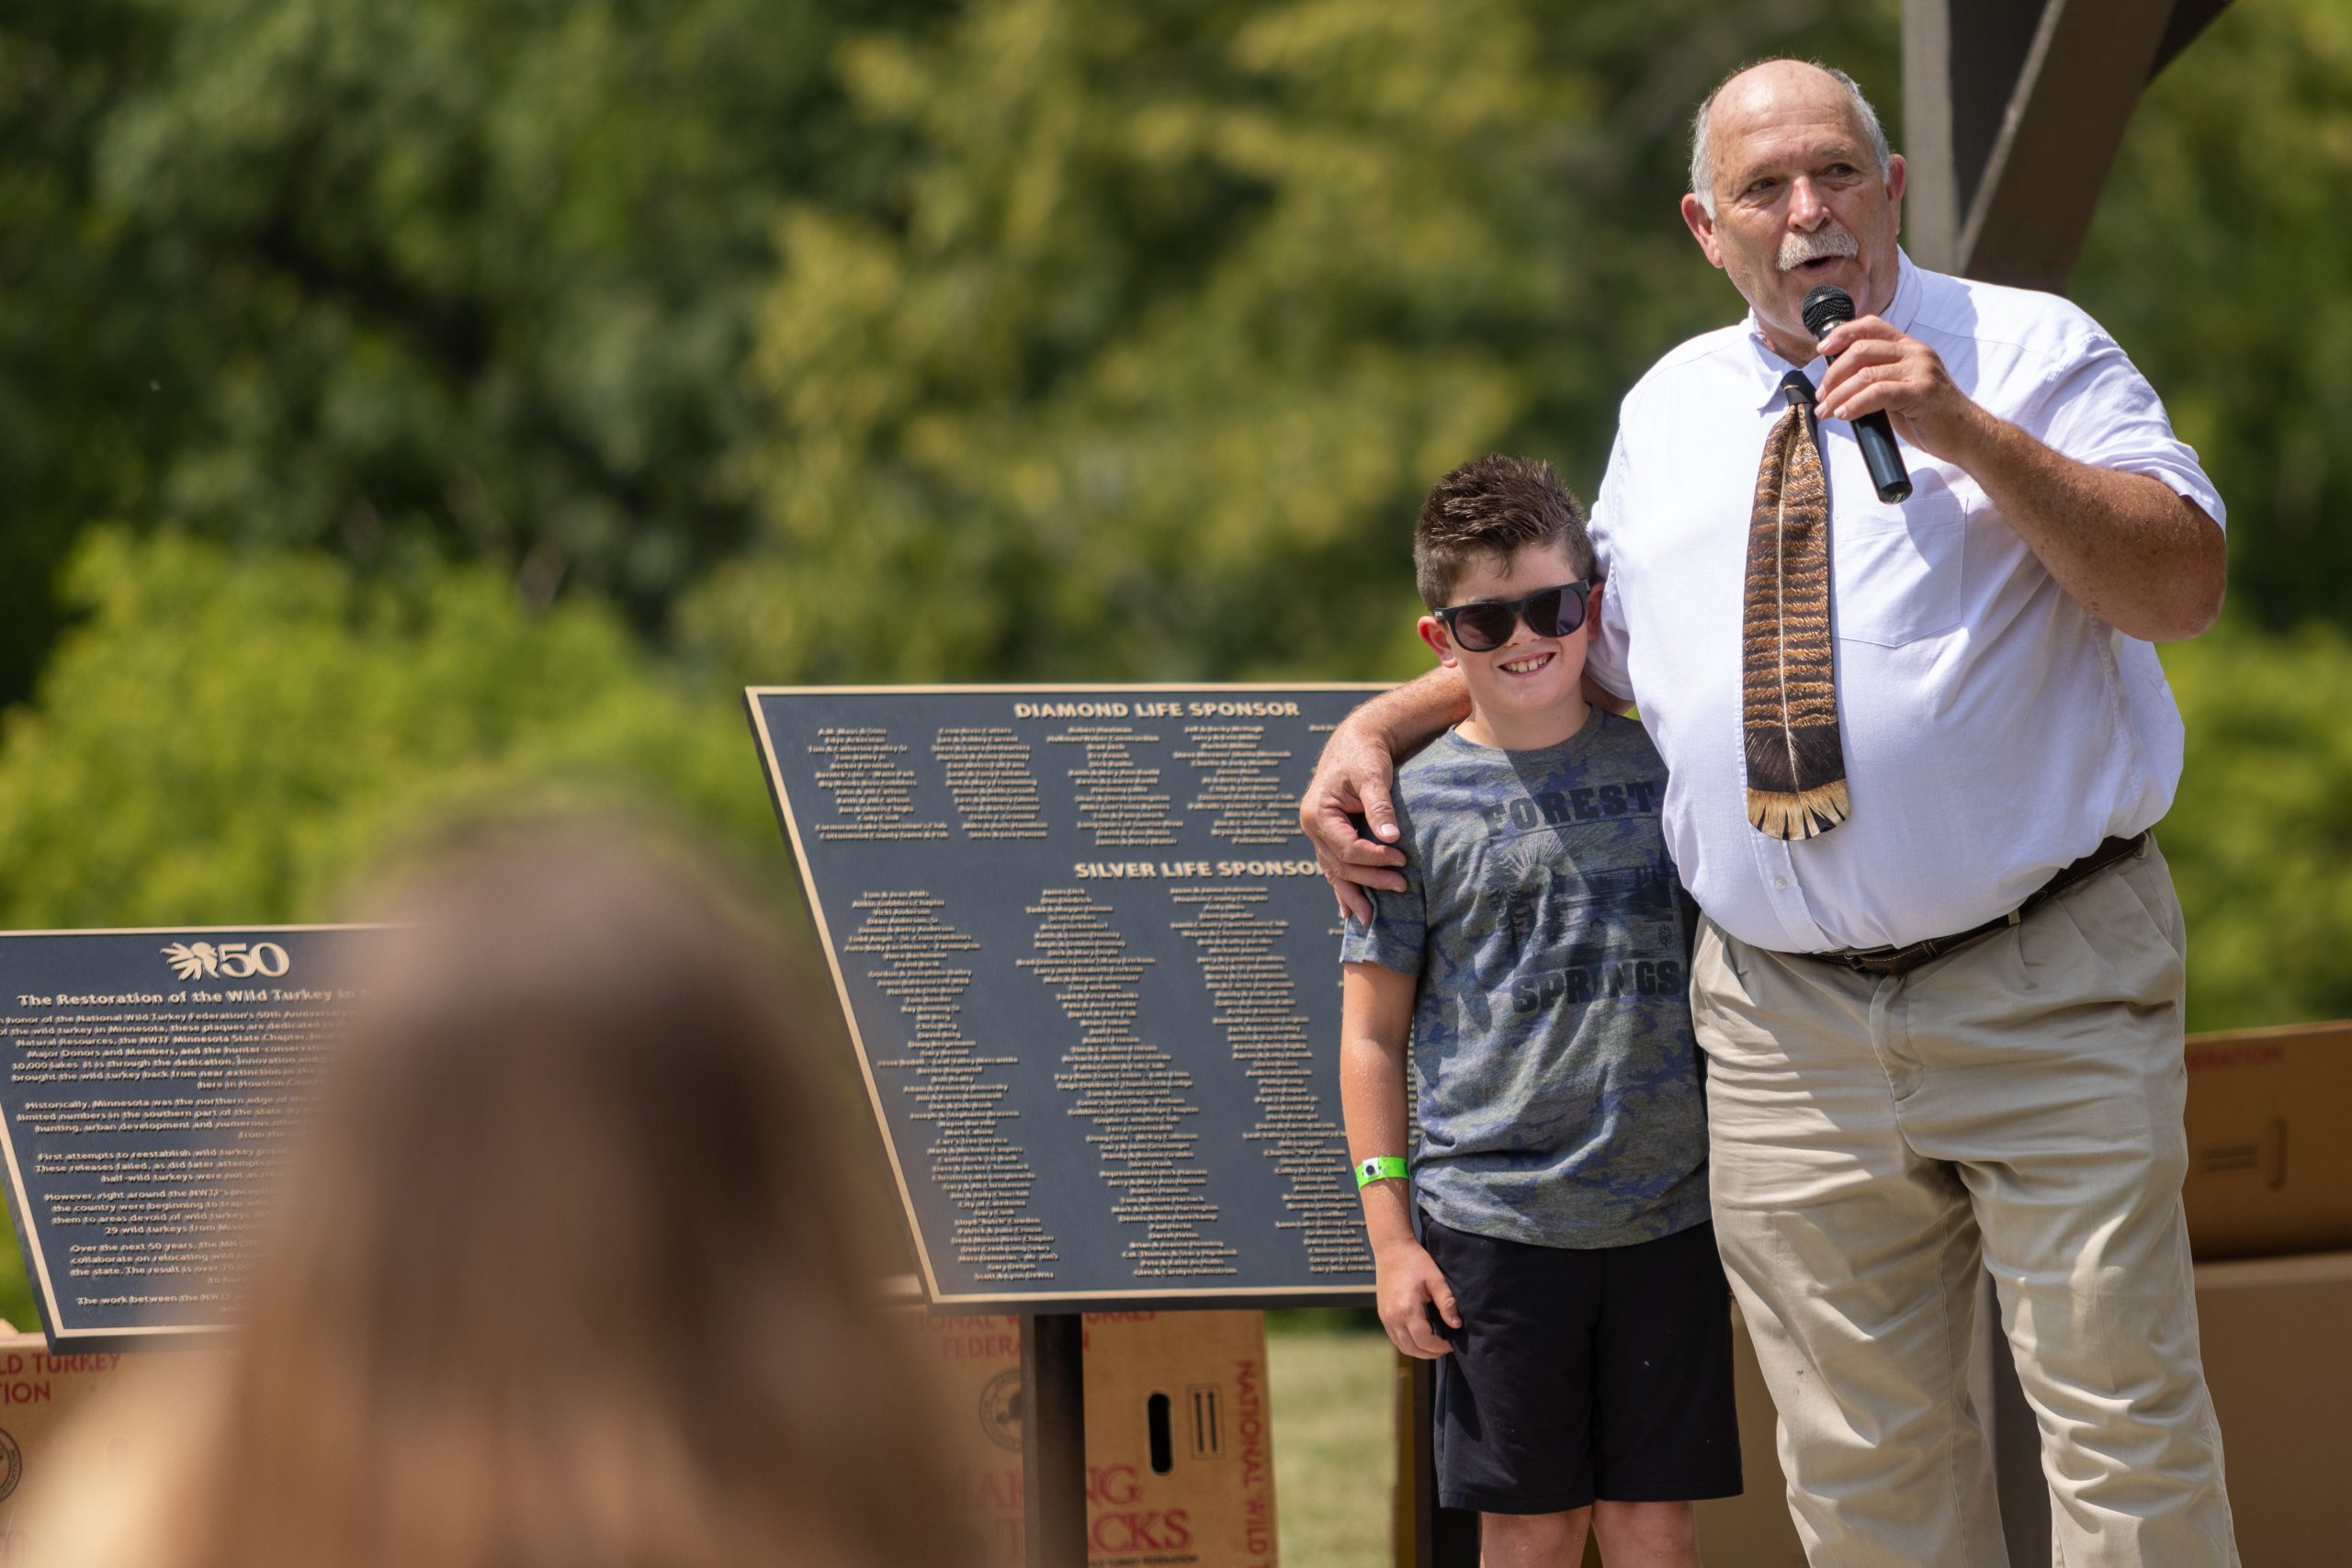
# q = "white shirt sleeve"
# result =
<box><xmin>2030</xmin><ymin>330</ymin><xmax>2227</xmax><ymax>530</ymax></box>
<box><xmin>1584</xmin><ymin>424</ymin><xmax>1636</xmax><ymax>701</ymax></box>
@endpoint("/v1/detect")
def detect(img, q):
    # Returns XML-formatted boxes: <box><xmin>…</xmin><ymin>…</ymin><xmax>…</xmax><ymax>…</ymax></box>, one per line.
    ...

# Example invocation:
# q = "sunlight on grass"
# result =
<box><xmin>1270</xmin><ymin>1326</ymin><xmax>1396</xmax><ymax>1568</ymax></box>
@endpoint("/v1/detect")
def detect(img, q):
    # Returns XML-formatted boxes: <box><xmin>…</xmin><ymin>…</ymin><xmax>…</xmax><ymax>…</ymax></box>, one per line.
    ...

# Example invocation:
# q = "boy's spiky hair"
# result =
<box><xmin>1413</xmin><ymin>454</ymin><xmax>1593</xmax><ymax>611</ymax></box>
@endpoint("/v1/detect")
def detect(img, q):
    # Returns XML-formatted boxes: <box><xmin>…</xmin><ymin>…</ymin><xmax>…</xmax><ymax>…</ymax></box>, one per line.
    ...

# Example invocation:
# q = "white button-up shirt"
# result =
<box><xmin>1585</xmin><ymin>252</ymin><xmax>2223</xmax><ymax>953</ymax></box>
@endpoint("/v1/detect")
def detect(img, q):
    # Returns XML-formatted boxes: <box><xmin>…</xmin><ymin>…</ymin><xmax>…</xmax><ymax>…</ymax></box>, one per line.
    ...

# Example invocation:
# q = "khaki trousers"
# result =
<box><xmin>1691</xmin><ymin>841</ymin><xmax>2239</xmax><ymax>1567</ymax></box>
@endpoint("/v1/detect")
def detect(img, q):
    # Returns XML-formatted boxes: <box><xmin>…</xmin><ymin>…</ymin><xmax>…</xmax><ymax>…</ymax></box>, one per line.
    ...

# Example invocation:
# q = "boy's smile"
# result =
<box><xmin>1419</xmin><ymin>542</ymin><xmax>1595</xmax><ymax>752</ymax></box>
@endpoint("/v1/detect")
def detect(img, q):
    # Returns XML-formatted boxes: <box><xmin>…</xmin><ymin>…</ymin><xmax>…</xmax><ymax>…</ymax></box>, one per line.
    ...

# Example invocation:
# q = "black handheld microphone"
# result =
<box><xmin>1800</xmin><ymin>284</ymin><xmax>1912</xmax><ymax>503</ymax></box>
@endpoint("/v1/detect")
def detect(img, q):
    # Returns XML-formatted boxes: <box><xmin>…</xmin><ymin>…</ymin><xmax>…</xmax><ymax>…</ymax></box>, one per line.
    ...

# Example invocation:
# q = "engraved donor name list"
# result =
<box><xmin>748</xmin><ymin>687</ymin><xmax>1380</xmax><ymax>1309</ymax></box>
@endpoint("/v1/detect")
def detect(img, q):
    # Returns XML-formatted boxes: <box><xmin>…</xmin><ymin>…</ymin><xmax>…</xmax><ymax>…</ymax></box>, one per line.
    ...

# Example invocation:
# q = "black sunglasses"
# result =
<box><xmin>1433</xmin><ymin>581</ymin><xmax>1592</xmax><ymax>653</ymax></box>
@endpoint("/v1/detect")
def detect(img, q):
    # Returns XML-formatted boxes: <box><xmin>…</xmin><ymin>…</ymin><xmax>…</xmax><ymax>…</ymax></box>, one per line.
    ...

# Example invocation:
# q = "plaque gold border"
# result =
<box><xmin>746</xmin><ymin>683</ymin><xmax>1387</xmax><ymax>1309</ymax></box>
<box><xmin>0</xmin><ymin>922</ymin><xmax>385</xmax><ymax>1346</ymax></box>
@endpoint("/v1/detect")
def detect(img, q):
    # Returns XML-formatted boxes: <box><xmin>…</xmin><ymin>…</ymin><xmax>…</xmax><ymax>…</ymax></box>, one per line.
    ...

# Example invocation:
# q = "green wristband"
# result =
<box><xmin>1353</xmin><ymin>1156</ymin><xmax>1408</xmax><ymax>1190</ymax></box>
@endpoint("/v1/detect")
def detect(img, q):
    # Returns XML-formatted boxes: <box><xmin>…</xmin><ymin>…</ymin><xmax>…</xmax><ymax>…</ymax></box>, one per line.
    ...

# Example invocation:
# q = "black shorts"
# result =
<box><xmin>1422</xmin><ymin>1216</ymin><xmax>1742</xmax><ymax>1514</ymax></box>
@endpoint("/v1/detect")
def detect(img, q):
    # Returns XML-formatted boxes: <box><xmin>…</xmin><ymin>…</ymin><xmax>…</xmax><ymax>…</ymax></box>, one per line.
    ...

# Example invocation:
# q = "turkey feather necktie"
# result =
<box><xmin>1741</xmin><ymin>370</ymin><xmax>1850</xmax><ymax>840</ymax></box>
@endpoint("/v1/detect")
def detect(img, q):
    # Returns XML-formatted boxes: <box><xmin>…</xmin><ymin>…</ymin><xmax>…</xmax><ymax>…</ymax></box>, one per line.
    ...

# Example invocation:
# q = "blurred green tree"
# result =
<box><xmin>2076</xmin><ymin>0</ymin><xmax>2352</xmax><ymax>634</ymax></box>
<box><xmin>0</xmin><ymin>0</ymin><xmax>939</xmax><ymax>702</ymax></box>
<box><xmin>0</xmin><ymin>0</ymin><xmax>176</xmax><ymax>707</ymax></box>
<box><xmin>2163</xmin><ymin>625</ymin><xmax>2352</xmax><ymax>1034</ymax></box>
<box><xmin>0</xmin><ymin>530</ymin><xmax>774</xmax><ymax>931</ymax></box>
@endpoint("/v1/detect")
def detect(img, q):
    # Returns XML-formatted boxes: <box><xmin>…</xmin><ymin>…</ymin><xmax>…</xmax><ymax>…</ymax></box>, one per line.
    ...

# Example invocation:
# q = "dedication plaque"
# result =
<box><xmin>0</xmin><ymin>927</ymin><xmax>374</xmax><ymax>1348</ymax></box>
<box><xmin>749</xmin><ymin>686</ymin><xmax>1384</xmax><ymax>1309</ymax></box>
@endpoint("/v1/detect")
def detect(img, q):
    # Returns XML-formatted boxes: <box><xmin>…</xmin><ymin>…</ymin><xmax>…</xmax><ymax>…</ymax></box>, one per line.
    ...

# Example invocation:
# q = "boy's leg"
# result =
<box><xmin>1480</xmin><ymin>1506</ymin><xmax>1590</xmax><ymax>1568</ymax></box>
<box><xmin>1587</xmin><ymin>1222</ymin><xmax>1740</xmax><ymax>1568</ymax></box>
<box><xmin>1420</xmin><ymin>1218</ymin><xmax>1600</xmax><ymax>1517</ymax></box>
<box><xmin>1589</xmin><ymin>1500</ymin><xmax>1697</xmax><ymax>1567</ymax></box>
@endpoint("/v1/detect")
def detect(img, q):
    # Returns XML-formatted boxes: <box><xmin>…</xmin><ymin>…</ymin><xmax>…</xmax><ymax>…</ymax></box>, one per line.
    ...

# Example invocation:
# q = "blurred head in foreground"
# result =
<box><xmin>130</xmin><ymin>825</ymin><xmax>957</xmax><ymax>1568</ymax></box>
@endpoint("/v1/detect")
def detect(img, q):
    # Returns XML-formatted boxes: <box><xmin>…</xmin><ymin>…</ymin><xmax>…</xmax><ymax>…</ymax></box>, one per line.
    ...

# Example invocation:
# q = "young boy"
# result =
<box><xmin>1340</xmin><ymin>455</ymin><xmax>1738</xmax><ymax>1567</ymax></box>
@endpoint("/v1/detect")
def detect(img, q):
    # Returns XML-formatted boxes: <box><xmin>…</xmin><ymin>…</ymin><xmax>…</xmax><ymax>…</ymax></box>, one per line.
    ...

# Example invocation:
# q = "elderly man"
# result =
<box><xmin>1302</xmin><ymin>59</ymin><xmax>2239</xmax><ymax>1568</ymax></box>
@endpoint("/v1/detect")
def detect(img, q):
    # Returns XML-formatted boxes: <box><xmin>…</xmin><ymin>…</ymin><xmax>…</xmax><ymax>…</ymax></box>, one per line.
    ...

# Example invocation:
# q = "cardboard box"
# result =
<box><xmin>0</xmin><ymin>1336</ymin><xmax>134</xmax><ymax>1560</ymax></box>
<box><xmin>2182</xmin><ymin>1021</ymin><xmax>2352</xmax><ymax>1259</ymax></box>
<box><xmin>920</xmin><ymin>1310</ymin><xmax>1278</xmax><ymax>1568</ymax></box>
<box><xmin>2190</xmin><ymin>1250</ymin><xmax>2352</xmax><ymax>1566</ymax></box>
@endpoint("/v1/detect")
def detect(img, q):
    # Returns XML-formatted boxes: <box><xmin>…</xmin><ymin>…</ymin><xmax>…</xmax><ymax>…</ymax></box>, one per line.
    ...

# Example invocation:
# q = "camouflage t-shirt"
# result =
<box><xmin>1340</xmin><ymin>709</ymin><xmax>1711</xmax><ymax>1249</ymax></box>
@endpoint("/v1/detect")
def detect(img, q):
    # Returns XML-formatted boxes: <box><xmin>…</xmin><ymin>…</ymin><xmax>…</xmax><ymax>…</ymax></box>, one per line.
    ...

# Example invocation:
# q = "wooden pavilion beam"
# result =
<box><xmin>1902</xmin><ymin>0</ymin><xmax>2234</xmax><ymax>292</ymax></box>
<box><xmin>2153</xmin><ymin>0</ymin><xmax>2235</xmax><ymax>78</ymax></box>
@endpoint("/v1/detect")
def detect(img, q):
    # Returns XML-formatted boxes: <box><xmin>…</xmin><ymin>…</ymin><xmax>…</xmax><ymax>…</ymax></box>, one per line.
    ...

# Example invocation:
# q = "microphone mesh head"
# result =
<box><xmin>1801</xmin><ymin>285</ymin><xmax>1855</xmax><ymax>342</ymax></box>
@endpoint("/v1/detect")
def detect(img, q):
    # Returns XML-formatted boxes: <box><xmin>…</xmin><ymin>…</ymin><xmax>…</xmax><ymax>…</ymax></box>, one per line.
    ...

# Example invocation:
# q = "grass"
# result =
<box><xmin>1269</xmin><ymin>1320</ymin><xmax>1396</xmax><ymax>1568</ymax></box>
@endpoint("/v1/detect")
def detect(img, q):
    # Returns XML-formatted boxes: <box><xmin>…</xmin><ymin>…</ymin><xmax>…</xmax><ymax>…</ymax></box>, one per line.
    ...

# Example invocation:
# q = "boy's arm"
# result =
<box><xmin>1340</xmin><ymin>960</ymin><xmax>1460</xmax><ymax>1359</ymax></box>
<box><xmin>1585</xmin><ymin>669</ymin><xmax>1633</xmax><ymax>716</ymax></box>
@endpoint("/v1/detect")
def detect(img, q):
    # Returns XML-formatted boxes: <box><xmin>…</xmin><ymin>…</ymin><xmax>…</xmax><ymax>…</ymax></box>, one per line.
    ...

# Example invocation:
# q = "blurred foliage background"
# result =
<box><xmin>0</xmin><ymin>0</ymin><xmax>2346</xmax><ymax>1330</ymax></box>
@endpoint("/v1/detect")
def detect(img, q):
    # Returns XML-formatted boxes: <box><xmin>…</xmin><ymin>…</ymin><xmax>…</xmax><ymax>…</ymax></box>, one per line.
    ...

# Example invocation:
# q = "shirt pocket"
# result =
<box><xmin>1830</xmin><ymin>491</ymin><xmax>1972</xmax><ymax>647</ymax></box>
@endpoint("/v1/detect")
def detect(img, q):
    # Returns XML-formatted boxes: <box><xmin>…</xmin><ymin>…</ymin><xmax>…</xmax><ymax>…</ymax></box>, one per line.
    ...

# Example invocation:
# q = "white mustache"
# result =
<box><xmin>1778</xmin><ymin>227</ymin><xmax>1859</xmax><ymax>270</ymax></box>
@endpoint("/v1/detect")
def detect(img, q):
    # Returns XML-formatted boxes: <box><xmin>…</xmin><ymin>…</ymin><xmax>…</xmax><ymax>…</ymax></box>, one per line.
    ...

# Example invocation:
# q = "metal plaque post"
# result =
<box><xmin>1021</xmin><ymin>1312</ymin><xmax>1089</xmax><ymax>1568</ymax></box>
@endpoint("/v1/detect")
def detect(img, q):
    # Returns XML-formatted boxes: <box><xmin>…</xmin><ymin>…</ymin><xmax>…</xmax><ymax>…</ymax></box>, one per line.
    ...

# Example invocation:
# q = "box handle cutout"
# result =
<box><xmin>1147</xmin><ymin>1392</ymin><xmax>1174</xmax><ymax>1474</ymax></box>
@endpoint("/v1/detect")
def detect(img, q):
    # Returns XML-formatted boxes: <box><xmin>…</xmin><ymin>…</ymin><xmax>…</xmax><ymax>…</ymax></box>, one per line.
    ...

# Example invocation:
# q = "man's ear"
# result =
<box><xmin>1884</xmin><ymin>151</ymin><xmax>1907</xmax><ymax>235</ymax></box>
<box><xmin>1417</xmin><ymin>615</ymin><xmax>1458</xmax><ymax>667</ymax></box>
<box><xmin>1679</xmin><ymin>193</ymin><xmax>1725</xmax><ymax>269</ymax></box>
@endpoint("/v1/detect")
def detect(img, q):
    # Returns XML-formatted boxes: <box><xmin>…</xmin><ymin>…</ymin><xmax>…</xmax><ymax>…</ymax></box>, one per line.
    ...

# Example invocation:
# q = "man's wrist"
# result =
<box><xmin>1340</xmin><ymin>697</ymin><xmax>1409</xmax><ymax>758</ymax></box>
<box><xmin>1362</xmin><ymin>668</ymin><xmax>1468</xmax><ymax>753</ymax></box>
<box><xmin>1928</xmin><ymin>394</ymin><xmax>2010</xmax><ymax>476</ymax></box>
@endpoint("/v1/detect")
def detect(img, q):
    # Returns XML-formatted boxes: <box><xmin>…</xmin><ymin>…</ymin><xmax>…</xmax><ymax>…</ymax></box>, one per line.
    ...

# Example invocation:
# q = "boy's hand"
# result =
<box><xmin>1374</xmin><ymin>1238</ymin><xmax>1461</xmax><ymax>1359</ymax></box>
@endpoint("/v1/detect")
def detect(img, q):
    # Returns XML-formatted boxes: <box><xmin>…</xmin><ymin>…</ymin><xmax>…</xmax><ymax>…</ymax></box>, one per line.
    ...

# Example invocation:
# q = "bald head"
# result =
<box><xmin>1689</xmin><ymin>60</ymin><xmax>1890</xmax><ymax>219</ymax></box>
<box><xmin>1675</xmin><ymin>57</ymin><xmax>1906</xmax><ymax>363</ymax></box>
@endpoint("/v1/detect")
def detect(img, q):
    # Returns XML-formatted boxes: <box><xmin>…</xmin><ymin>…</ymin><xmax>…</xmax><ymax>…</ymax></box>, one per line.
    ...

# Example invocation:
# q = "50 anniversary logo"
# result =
<box><xmin>161</xmin><ymin>941</ymin><xmax>291</xmax><ymax>981</ymax></box>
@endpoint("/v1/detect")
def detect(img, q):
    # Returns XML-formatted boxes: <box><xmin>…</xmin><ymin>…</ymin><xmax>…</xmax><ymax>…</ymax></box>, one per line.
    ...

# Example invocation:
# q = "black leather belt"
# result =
<box><xmin>1806</xmin><ymin>831</ymin><xmax>2151</xmax><ymax>978</ymax></box>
